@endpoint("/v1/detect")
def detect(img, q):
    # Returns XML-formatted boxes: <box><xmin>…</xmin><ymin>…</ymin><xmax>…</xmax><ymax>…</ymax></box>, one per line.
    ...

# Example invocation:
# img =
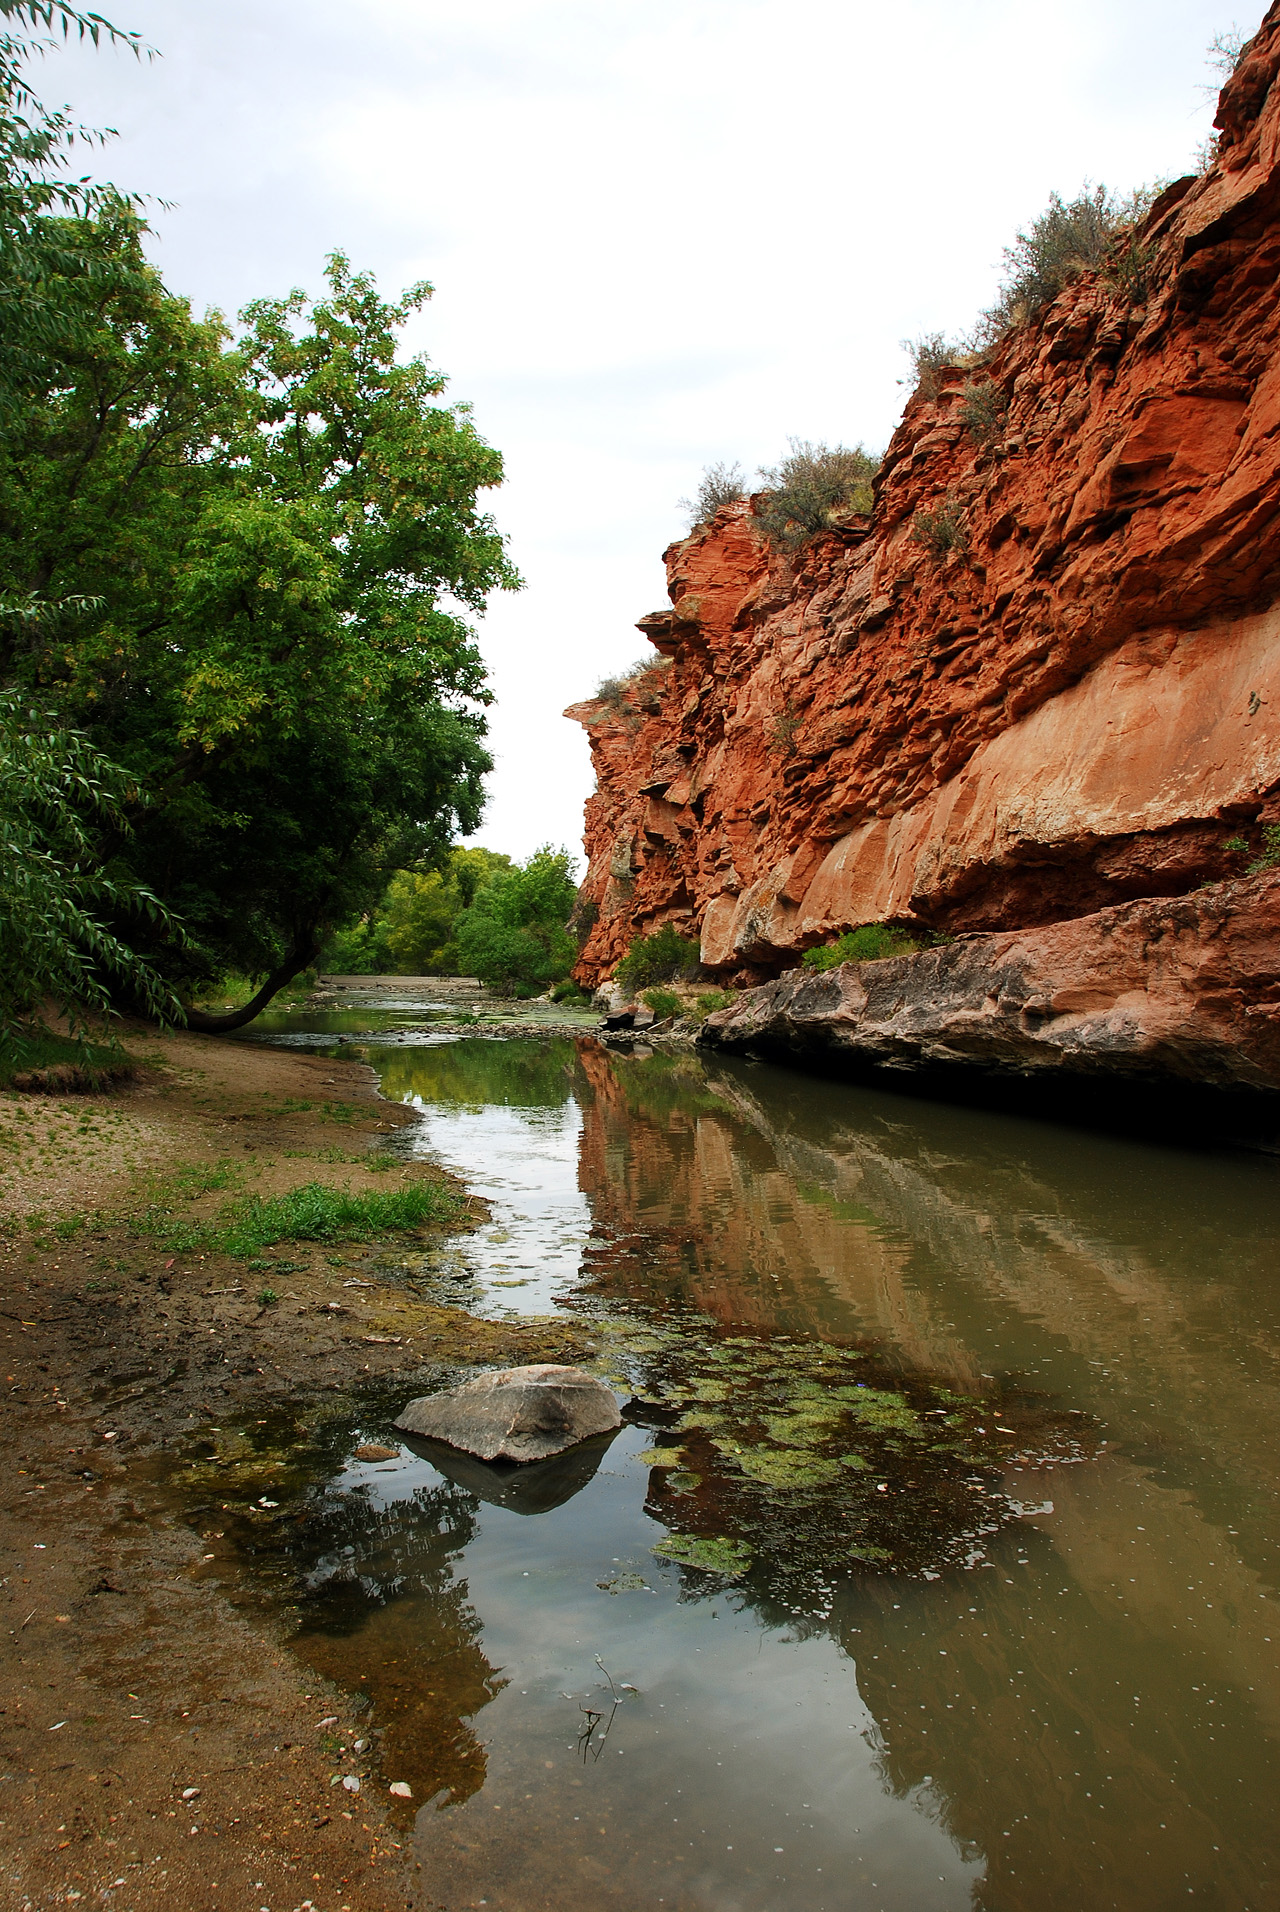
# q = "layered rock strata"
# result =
<box><xmin>698</xmin><ymin>872</ymin><xmax>1280</xmax><ymax>1099</ymax></box>
<box><xmin>567</xmin><ymin>7</ymin><xmax>1280</xmax><ymax>1032</ymax></box>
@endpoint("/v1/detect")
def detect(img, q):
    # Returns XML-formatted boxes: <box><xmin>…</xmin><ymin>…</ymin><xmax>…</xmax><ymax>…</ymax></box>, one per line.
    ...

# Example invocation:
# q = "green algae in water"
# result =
<box><xmin>612</xmin><ymin>1318</ymin><xmax>1099</xmax><ymax>1591</ymax></box>
<box><xmin>652</xmin><ymin>1534</ymin><xmax>752</xmax><ymax>1576</ymax></box>
<box><xmin>734</xmin><ymin>1446</ymin><xmax>842</xmax><ymax>1488</ymax></box>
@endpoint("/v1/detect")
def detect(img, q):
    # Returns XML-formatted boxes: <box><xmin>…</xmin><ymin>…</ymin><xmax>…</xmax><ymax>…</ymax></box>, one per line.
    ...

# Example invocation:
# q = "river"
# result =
<box><xmin>217</xmin><ymin>1016</ymin><xmax>1280</xmax><ymax>1911</ymax></box>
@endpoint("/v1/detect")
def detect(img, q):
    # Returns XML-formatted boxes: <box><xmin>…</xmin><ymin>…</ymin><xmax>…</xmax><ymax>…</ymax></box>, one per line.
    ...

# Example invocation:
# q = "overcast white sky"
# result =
<box><xmin>48</xmin><ymin>0</ymin><xmax>1243</xmax><ymax>867</ymax></box>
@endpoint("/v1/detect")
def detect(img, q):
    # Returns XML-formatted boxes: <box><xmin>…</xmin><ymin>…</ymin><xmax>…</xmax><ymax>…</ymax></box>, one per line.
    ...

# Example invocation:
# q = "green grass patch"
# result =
<box><xmin>131</xmin><ymin>1177</ymin><xmax>467</xmax><ymax>1260</ymax></box>
<box><xmin>218</xmin><ymin>1182</ymin><xmax>461</xmax><ymax>1256</ymax></box>
<box><xmin>802</xmin><ymin>924</ymin><xmax>922</xmax><ymax>971</ymax></box>
<box><xmin>0</xmin><ymin>1023</ymin><xmax>137</xmax><ymax>1093</ymax></box>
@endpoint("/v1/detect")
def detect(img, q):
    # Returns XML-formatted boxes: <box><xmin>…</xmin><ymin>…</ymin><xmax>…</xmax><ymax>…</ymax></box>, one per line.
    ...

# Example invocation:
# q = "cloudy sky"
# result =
<box><xmin>49</xmin><ymin>0</ymin><xmax>1241</xmax><ymax>867</ymax></box>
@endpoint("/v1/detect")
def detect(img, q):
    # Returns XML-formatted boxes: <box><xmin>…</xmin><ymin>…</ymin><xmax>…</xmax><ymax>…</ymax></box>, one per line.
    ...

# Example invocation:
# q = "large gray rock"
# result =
<box><xmin>394</xmin><ymin>1364</ymin><xmax>621</xmax><ymax>1463</ymax></box>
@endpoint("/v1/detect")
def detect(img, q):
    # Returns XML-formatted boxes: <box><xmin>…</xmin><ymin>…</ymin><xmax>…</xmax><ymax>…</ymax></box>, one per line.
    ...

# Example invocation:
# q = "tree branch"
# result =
<box><xmin>180</xmin><ymin>933</ymin><xmax>321</xmax><ymax>1032</ymax></box>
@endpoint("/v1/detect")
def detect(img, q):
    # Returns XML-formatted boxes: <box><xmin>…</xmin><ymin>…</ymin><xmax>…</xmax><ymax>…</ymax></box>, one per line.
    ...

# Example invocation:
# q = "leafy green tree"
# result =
<box><xmin>0</xmin><ymin>685</ymin><xmax>177</xmax><ymax>1036</ymax></box>
<box><xmin>0</xmin><ymin>5</ymin><xmax>190</xmax><ymax>1042</ymax></box>
<box><xmin>0</xmin><ymin>2</ymin><xmax>149</xmax><ymax>420</ymax></box>
<box><xmin>1</xmin><ymin>205</ymin><xmax>519</xmax><ymax>1023</ymax></box>
<box><xmin>454</xmin><ymin>845</ymin><xmax>579</xmax><ymax>995</ymax></box>
<box><xmin>382</xmin><ymin>850</ymin><xmax>514</xmax><ymax>973</ymax></box>
<box><xmin>0</xmin><ymin>9</ymin><xmax>519</xmax><ymax>1030</ymax></box>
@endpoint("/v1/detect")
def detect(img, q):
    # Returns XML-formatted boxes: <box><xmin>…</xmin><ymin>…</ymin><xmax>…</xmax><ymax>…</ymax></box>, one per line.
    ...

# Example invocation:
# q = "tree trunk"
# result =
<box><xmin>180</xmin><ymin>938</ymin><xmax>321</xmax><ymax>1033</ymax></box>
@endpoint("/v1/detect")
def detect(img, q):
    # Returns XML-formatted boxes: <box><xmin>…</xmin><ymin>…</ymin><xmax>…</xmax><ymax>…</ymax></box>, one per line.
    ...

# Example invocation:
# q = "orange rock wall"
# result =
<box><xmin>568</xmin><ymin>5</ymin><xmax>1280</xmax><ymax>986</ymax></box>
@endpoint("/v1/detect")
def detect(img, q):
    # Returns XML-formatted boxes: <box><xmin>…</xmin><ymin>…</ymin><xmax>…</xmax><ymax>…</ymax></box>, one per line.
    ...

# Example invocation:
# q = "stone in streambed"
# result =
<box><xmin>394</xmin><ymin>1363</ymin><xmax>621</xmax><ymax>1462</ymax></box>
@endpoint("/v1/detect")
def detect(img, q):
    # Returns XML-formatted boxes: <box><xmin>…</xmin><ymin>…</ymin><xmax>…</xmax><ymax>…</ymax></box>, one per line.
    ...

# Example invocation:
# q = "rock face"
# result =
<box><xmin>698</xmin><ymin>872</ymin><xmax>1280</xmax><ymax>1098</ymax></box>
<box><xmin>567</xmin><ymin>9</ymin><xmax>1280</xmax><ymax>1011</ymax></box>
<box><xmin>394</xmin><ymin>1364</ymin><xmax>622</xmax><ymax>1463</ymax></box>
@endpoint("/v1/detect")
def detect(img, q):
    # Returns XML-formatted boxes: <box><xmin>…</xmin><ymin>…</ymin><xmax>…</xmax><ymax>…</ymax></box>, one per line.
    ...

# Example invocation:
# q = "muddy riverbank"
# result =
<box><xmin>0</xmin><ymin>1025</ymin><xmax>590</xmax><ymax>1912</ymax></box>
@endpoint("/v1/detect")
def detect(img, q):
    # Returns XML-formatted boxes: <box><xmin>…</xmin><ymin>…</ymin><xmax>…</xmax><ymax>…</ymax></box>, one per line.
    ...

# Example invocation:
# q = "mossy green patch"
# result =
<box><xmin>613</xmin><ymin>1318</ymin><xmax>1099</xmax><ymax>1590</ymax></box>
<box><xmin>734</xmin><ymin>1447</ymin><xmax>841</xmax><ymax>1488</ymax></box>
<box><xmin>838</xmin><ymin>1386</ymin><xmax>922</xmax><ymax>1433</ymax></box>
<box><xmin>652</xmin><ymin>1535</ymin><xmax>752</xmax><ymax>1577</ymax></box>
<box><xmin>764</xmin><ymin>1408</ymin><xmax>847</xmax><ymax>1446</ymax></box>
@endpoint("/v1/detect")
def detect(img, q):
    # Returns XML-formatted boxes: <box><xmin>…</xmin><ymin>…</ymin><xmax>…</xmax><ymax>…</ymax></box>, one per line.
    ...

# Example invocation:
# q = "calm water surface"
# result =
<box><xmin>221</xmin><ymin>1031</ymin><xmax>1280</xmax><ymax>1911</ymax></box>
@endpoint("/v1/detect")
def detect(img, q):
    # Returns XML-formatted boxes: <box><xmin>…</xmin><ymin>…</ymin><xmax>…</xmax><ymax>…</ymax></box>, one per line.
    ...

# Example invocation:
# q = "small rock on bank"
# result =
<box><xmin>394</xmin><ymin>1363</ymin><xmax>621</xmax><ymax>1462</ymax></box>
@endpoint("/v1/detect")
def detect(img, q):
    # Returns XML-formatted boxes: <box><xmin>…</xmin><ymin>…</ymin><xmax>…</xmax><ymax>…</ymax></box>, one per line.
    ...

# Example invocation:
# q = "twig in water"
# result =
<box><xmin>577</xmin><ymin>1655</ymin><xmax>625</xmax><ymax>1762</ymax></box>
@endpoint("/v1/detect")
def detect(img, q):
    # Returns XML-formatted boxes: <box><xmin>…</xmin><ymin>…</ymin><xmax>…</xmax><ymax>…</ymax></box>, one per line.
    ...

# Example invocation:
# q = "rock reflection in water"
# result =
<box><xmin>399</xmin><ymin>1428</ymin><xmax>621</xmax><ymax>1514</ymax></box>
<box><xmin>562</xmin><ymin>1040</ymin><xmax>1280</xmax><ymax>1907</ymax></box>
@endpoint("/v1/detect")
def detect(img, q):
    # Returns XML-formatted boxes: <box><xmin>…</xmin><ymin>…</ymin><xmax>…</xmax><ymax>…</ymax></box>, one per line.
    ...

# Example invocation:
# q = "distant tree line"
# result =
<box><xmin>325</xmin><ymin>844</ymin><xmax>580</xmax><ymax>997</ymax></box>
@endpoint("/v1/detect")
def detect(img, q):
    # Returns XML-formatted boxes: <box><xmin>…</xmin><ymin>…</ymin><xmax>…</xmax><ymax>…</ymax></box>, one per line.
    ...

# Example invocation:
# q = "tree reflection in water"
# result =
<box><xmin>279</xmin><ymin>1469</ymin><xmax>505</xmax><ymax>1809</ymax></box>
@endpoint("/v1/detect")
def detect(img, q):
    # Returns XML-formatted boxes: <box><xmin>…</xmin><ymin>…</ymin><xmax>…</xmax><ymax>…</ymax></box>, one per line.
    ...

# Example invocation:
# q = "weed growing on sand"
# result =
<box><xmin>131</xmin><ymin>1178</ymin><xmax>466</xmax><ymax>1260</ymax></box>
<box><xmin>171</xmin><ymin>1158</ymin><xmax>243</xmax><ymax>1199</ymax></box>
<box><xmin>218</xmin><ymin>1182</ymin><xmax>465</xmax><ymax>1256</ymax></box>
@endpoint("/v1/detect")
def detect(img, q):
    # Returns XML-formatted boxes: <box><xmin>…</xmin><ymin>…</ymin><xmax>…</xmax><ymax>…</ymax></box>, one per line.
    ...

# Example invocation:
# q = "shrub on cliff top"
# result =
<box><xmin>980</xmin><ymin>183</ymin><xmax>1163</xmax><ymax>335</ymax></box>
<box><xmin>595</xmin><ymin>656</ymin><xmax>671</xmax><ymax>712</ymax></box>
<box><xmin>802</xmin><ymin>924</ymin><xmax>921</xmax><ymax>971</ymax></box>
<box><xmin>754</xmin><ymin>440</ymin><xmax>879</xmax><ymax>550</ymax></box>
<box><xmin>680</xmin><ymin>460</ymin><xmax>747</xmax><ymax>529</ymax></box>
<box><xmin>902</xmin><ymin>333</ymin><xmax>978</xmax><ymax>401</ymax></box>
<box><xmin>615</xmin><ymin>923</ymin><xmax>700</xmax><ymax>991</ymax></box>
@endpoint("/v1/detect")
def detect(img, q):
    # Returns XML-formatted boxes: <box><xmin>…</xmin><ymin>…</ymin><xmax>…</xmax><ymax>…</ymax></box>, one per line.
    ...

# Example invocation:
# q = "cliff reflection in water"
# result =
<box><xmin>562</xmin><ymin>1038</ymin><xmax>1280</xmax><ymax>1908</ymax></box>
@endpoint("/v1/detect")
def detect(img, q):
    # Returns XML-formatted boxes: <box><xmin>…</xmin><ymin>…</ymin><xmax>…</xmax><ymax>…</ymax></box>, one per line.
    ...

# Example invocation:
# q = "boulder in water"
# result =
<box><xmin>394</xmin><ymin>1363</ymin><xmax>621</xmax><ymax>1462</ymax></box>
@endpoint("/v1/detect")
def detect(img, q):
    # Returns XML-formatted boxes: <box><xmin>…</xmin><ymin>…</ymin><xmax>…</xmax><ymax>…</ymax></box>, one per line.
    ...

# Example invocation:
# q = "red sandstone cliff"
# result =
<box><xmin>567</xmin><ymin>7</ymin><xmax>1280</xmax><ymax>999</ymax></box>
